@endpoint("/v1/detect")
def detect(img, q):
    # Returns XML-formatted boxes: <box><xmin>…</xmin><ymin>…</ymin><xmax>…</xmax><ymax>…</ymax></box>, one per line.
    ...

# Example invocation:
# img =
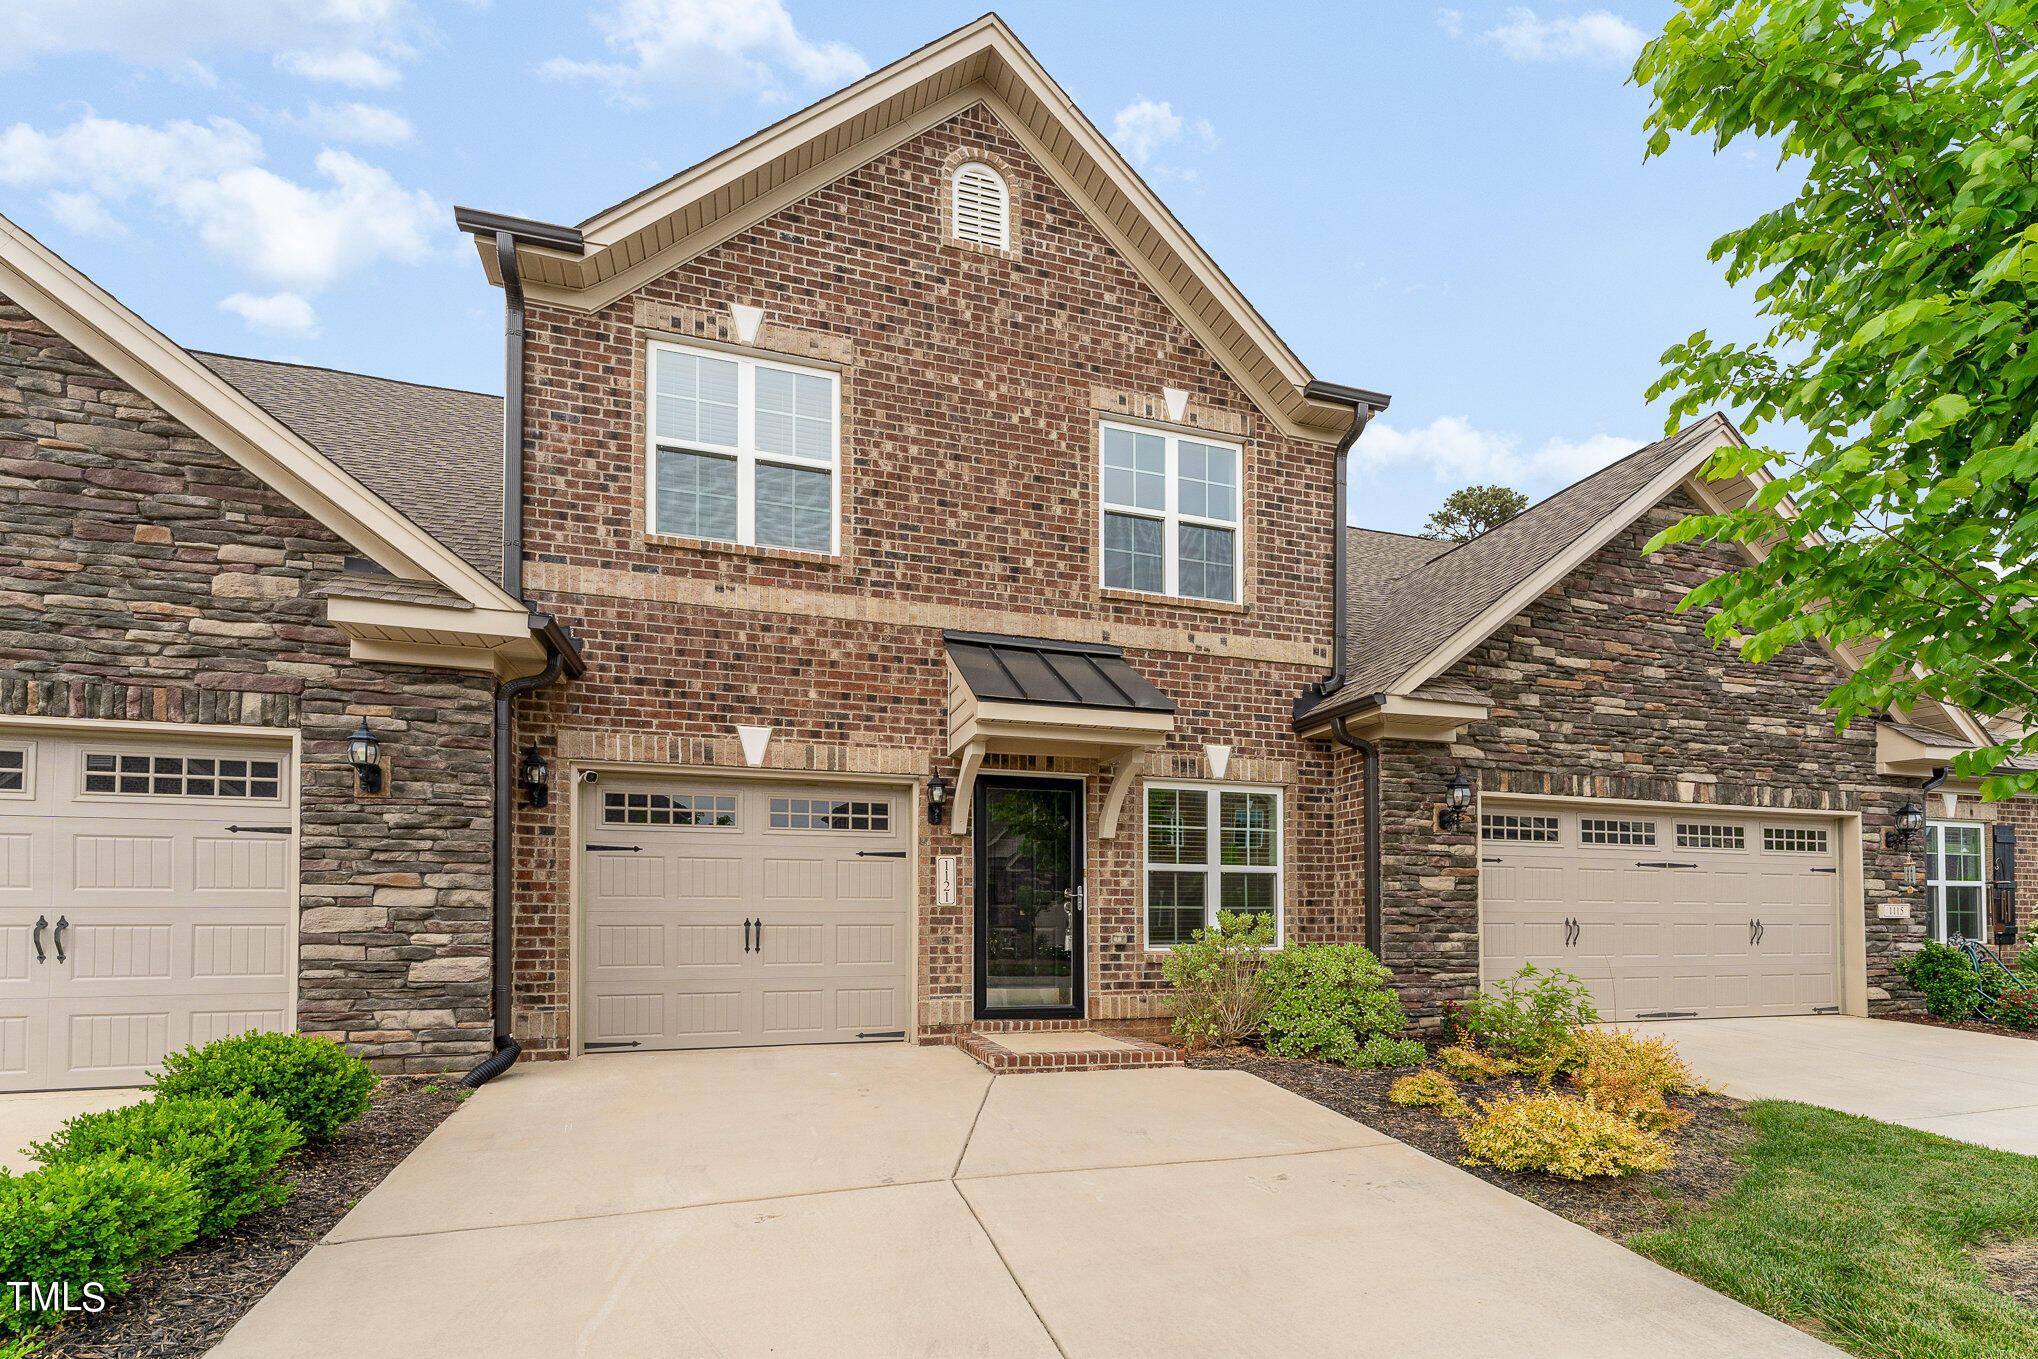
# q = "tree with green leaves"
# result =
<box><xmin>1636</xmin><ymin>2</ymin><xmax>2038</xmax><ymax>795</ymax></box>
<box><xmin>1423</xmin><ymin>484</ymin><xmax>1529</xmax><ymax>541</ymax></box>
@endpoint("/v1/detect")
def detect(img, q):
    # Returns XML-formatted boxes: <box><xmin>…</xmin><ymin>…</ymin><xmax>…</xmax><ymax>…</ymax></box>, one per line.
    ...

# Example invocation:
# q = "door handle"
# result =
<box><xmin>743</xmin><ymin>918</ymin><xmax>754</xmax><ymax>953</ymax></box>
<box><xmin>53</xmin><ymin>915</ymin><xmax>67</xmax><ymax>964</ymax></box>
<box><xmin>1750</xmin><ymin>919</ymin><xmax>1758</xmax><ymax>946</ymax></box>
<box><xmin>32</xmin><ymin>914</ymin><xmax>46</xmax><ymax>964</ymax></box>
<box><xmin>754</xmin><ymin>919</ymin><xmax>764</xmax><ymax>953</ymax></box>
<box><xmin>1755</xmin><ymin>920</ymin><xmax>1765</xmax><ymax>945</ymax></box>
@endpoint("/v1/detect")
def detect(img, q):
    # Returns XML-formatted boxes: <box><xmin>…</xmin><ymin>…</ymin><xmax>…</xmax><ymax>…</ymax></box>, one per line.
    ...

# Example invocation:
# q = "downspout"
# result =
<box><xmin>1330</xmin><ymin>715</ymin><xmax>1383</xmax><ymax>956</ymax></box>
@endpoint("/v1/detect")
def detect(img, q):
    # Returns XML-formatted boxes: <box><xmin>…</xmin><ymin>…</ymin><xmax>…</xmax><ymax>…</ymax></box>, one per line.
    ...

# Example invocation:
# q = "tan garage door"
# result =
<box><xmin>1479</xmin><ymin>802</ymin><xmax>1840</xmax><ymax>1020</ymax></box>
<box><xmin>581</xmin><ymin>778</ymin><xmax>909</xmax><ymax>1051</ymax></box>
<box><xmin>0</xmin><ymin>729</ymin><xmax>296</xmax><ymax>1092</ymax></box>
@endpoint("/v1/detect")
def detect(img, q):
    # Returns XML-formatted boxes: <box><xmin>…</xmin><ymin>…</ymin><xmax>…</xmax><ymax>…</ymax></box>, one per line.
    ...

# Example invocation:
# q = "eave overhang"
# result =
<box><xmin>320</xmin><ymin>585</ymin><xmax>586</xmax><ymax>682</ymax></box>
<box><xmin>1295</xmin><ymin>691</ymin><xmax>1492</xmax><ymax>744</ymax></box>
<box><xmin>1875</xmin><ymin>722</ymin><xmax>1974</xmax><ymax>779</ymax></box>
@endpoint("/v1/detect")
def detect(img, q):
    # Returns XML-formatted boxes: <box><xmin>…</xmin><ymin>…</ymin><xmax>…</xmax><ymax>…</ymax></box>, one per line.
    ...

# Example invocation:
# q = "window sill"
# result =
<box><xmin>642</xmin><ymin>531</ymin><xmax>841</xmax><ymax>568</ymax></box>
<box><xmin>1101</xmin><ymin>587</ymin><xmax>1248</xmax><ymax>615</ymax></box>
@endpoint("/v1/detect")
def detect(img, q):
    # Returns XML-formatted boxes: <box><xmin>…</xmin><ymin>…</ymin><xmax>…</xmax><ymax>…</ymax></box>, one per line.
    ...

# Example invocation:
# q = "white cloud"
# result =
<box><xmin>285</xmin><ymin>101</ymin><xmax>413</xmax><ymax>145</ymax></box>
<box><xmin>1360</xmin><ymin>416</ymin><xmax>1642</xmax><ymax>491</ymax></box>
<box><xmin>42</xmin><ymin>190</ymin><xmax>126</xmax><ymax>236</ymax></box>
<box><xmin>1479</xmin><ymin>8</ymin><xmax>1646</xmax><ymax>63</ymax></box>
<box><xmin>540</xmin><ymin>0</ymin><xmax>867</xmax><ymax>105</ymax></box>
<box><xmin>274</xmin><ymin>48</ymin><xmax>404</xmax><ymax>87</ymax></box>
<box><xmin>220</xmin><ymin>291</ymin><xmax>319</xmax><ymax>335</ymax></box>
<box><xmin>1436</xmin><ymin>9</ymin><xmax>1465</xmax><ymax>37</ymax></box>
<box><xmin>0</xmin><ymin>1</ymin><xmax>425</xmax><ymax>78</ymax></box>
<box><xmin>1109</xmin><ymin>99</ymin><xmax>1218</xmax><ymax>182</ymax></box>
<box><xmin>0</xmin><ymin>114</ymin><xmax>441</xmax><ymax>293</ymax></box>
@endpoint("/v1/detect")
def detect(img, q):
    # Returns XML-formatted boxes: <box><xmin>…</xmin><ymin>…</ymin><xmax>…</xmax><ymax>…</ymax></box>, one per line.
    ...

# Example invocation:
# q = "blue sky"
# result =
<box><xmin>0</xmin><ymin>1</ymin><xmax>1789</xmax><ymax>534</ymax></box>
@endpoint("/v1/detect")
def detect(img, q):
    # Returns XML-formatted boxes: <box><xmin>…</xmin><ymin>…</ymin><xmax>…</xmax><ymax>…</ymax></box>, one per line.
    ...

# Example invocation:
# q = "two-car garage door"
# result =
<box><xmin>581</xmin><ymin>778</ymin><xmax>910</xmax><ymax>1052</ymax></box>
<box><xmin>1480</xmin><ymin>801</ymin><xmax>1841</xmax><ymax>1021</ymax></box>
<box><xmin>0</xmin><ymin>730</ymin><xmax>295</xmax><ymax>1092</ymax></box>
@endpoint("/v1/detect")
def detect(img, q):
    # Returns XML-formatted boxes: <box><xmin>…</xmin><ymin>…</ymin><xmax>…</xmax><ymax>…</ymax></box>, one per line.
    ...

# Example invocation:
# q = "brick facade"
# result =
<box><xmin>1353</xmin><ymin>493</ymin><xmax>1936</xmax><ymax>1024</ymax></box>
<box><xmin>0</xmin><ymin>291</ymin><xmax>497</xmax><ymax>1072</ymax></box>
<box><xmin>509</xmin><ymin>103</ymin><xmax>1350</xmax><ymax>1054</ymax></box>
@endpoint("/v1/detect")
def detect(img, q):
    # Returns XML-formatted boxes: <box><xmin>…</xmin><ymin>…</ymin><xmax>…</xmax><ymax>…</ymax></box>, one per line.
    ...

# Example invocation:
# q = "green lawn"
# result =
<box><xmin>1634</xmin><ymin>1101</ymin><xmax>2038</xmax><ymax>1359</ymax></box>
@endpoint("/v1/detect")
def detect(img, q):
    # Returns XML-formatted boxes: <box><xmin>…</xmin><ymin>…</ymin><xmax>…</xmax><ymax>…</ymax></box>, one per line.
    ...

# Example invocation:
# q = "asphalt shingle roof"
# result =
<box><xmin>1339</xmin><ymin>415</ymin><xmax>1728</xmax><ymax>698</ymax></box>
<box><xmin>195</xmin><ymin>352</ymin><xmax>504</xmax><ymax>583</ymax></box>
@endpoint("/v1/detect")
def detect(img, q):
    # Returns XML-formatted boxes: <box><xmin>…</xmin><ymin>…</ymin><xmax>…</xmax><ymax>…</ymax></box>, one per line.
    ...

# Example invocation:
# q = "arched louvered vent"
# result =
<box><xmin>951</xmin><ymin>161</ymin><xmax>1010</xmax><ymax>250</ymax></box>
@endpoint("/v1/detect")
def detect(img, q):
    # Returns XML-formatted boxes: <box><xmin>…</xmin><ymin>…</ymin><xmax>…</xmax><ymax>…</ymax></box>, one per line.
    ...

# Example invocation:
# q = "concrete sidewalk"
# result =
<box><xmin>211</xmin><ymin>1045</ymin><xmax>1837</xmax><ymax>1359</ymax></box>
<box><xmin>1624</xmin><ymin>1014</ymin><xmax>2038</xmax><ymax>1155</ymax></box>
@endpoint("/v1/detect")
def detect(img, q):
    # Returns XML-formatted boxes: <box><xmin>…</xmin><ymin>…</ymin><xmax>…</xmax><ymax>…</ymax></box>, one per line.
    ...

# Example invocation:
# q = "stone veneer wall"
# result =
<box><xmin>1361</xmin><ymin>492</ymin><xmax>1933</xmax><ymax>1024</ymax></box>
<box><xmin>0</xmin><ymin>292</ymin><xmax>497</xmax><ymax>1072</ymax></box>
<box><xmin>509</xmin><ymin>102</ymin><xmax>1350</xmax><ymax>1054</ymax></box>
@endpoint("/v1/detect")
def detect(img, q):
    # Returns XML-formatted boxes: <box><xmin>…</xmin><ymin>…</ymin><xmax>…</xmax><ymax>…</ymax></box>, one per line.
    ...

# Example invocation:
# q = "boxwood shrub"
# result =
<box><xmin>1257</xmin><ymin>943</ymin><xmax>1407</xmax><ymax>1066</ymax></box>
<box><xmin>31</xmin><ymin>1095</ymin><xmax>301</xmax><ymax>1237</ymax></box>
<box><xmin>150</xmin><ymin>1031</ymin><xmax>374</xmax><ymax>1140</ymax></box>
<box><xmin>0</xmin><ymin>1159</ymin><xmax>203</xmax><ymax>1332</ymax></box>
<box><xmin>1895</xmin><ymin>941</ymin><xmax>1979</xmax><ymax>1021</ymax></box>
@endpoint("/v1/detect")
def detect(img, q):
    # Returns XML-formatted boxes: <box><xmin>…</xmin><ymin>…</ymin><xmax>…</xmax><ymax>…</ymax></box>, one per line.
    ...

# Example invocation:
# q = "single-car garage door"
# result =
<box><xmin>1479</xmin><ymin>801</ymin><xmax>1840</xmax><ymax>1021</ymax></box>
<box><xmin>0</xmin><ymin>729</ymin><xmax>296</xmax><ymax>1092</ymax></box>
<box><xmin>581</xmin><ymin>778</ymin><xmax>909</xmax><ymax>1051</ymax></box>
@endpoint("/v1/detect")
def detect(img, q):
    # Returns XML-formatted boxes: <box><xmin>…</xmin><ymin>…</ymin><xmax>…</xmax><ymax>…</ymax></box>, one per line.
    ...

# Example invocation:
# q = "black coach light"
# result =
<box><xmin>521</xmin><ymin>744</ymin><xmax>550</xmax><ymax>809</ymax></box>
<box><xmin>927</xmin><ymin>769</ymin><xmax>949</xmax><ymax>826</ymax></box>
<box><xmin>1437</xmin><ymin>771</ymin><xmax>1474</xmax><ymax>833</ymax></box>
<box><xmin>346</xmin><ymin>719</ymin><xmax>383</xmax><ymax>795</ymax></box>
<box><xmin>1886</xmin><ymin>799</ymin><xmax>1925</xmax><ymax>850</ymax></box>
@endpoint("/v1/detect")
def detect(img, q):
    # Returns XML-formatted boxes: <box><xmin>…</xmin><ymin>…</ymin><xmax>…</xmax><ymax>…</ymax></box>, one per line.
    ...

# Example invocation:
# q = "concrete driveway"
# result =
<box><xmin>0</xmin><ymin>1088</ymin><xmax>147</xmax><ymax>1174</ymax></box>
<box><xmin>1624</xmin><ymin>1014</ymin><xmax>2038</xmax><ymax>1156</ymax></box>
<box><xmin>211</xmin><ymin>1044</ymin><xmax>1831</xmax><ymax>1359</ymax></box>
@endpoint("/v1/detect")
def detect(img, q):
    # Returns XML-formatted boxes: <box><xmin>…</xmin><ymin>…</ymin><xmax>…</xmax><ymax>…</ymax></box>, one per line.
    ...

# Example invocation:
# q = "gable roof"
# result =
<box><xmin>0</xmin><ymin>211</ymin><xmax>521</xmax><ymax>613</ymax></box>
<box><xmin>461</xmin><ymin>13</ymin><xmax>1367</xmax><ymax>445</ymax></box>
<box><xmin>195</xmin><ymin>353</ymin><xmax>504</xmax><ymax>582</ymax></box>
<box><xmin>1312</xmin><ymin>415</ymin><xmax>1737</xmax><ymax>720</ymax></box>
<box><xmin>1346</xmin><ymin>527</ymin><xmax>1452</xmax><ymax>640</ymax></box>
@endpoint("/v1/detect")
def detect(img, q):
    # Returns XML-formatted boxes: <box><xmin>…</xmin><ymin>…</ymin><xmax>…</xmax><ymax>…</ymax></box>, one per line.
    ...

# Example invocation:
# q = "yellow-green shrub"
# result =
<box><xmin>1570</xmin><ymin>1028</ymin><xmax>1708</xmax><ymax>1131</ymax></box>
<box><xmin>1457</xmin><ymin>1093</ymin><xmax>1675</xmax><ymax>1179</ymax></box>
<box><xmin>1389</xmin><ymin>1069</ymin><xmax>1471</xmax><ymax>1117</ymax></box>
<box><xmin>1437</xmin><ymin>1044</ymin><xmax>1517</xmax><ymax>1082</ymax></box>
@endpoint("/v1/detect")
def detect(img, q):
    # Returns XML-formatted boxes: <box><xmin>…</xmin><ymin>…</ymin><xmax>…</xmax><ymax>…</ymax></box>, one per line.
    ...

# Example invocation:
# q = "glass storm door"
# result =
<box><xmin>1927</xmin><ymin>822</ymin><xmax>1986</xmax><ymax>942</ymax></box>
<box><xmin>975</xmin><ymin>776</ymin><xmax>1084</xmax><ymax>1018</ymax></box>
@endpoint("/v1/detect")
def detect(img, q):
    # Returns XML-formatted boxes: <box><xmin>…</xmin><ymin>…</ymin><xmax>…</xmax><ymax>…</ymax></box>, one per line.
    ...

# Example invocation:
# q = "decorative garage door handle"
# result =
<box><xmin>1749</xmin><ymin>919</ymin><xmax>1766</xmax><ymax>946</ymax></box>
<box><xmin>1563</xmin><ymin>917</ymin><xmax>1580</xmax><ymax>947</ymax></box>
<box><xmin>743</xmin><ymin>918</ymin><xmax>754</xmax><ymax>953</ymax></box>
<box><xmin>52</xmin><ymin>915</ymin><xmax>67</xmax><ymax>964</ymax></box>
<box><xmin>32</xmin><ymin>914</ymin><xmax>46</xmax><ymax>964</ymax></box>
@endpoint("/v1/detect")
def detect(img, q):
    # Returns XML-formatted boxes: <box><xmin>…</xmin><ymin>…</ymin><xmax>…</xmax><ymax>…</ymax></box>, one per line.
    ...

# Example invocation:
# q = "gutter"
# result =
<box><xmin>455</xmin><ymin>208</ymin><xmax>589</xmax><ymax>1088</ymax></box>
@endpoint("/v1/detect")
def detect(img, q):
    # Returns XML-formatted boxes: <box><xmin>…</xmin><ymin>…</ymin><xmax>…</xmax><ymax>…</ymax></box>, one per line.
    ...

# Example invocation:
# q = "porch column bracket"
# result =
<box><xmin>950</xmin><ymin>738</ymin><xmax>986</xmax><ymax>837</ymax></box>
<box><xmin>1098</xmin><ymin>749</ymin><xmax>1144</xmax><ymax>839</ymax></box>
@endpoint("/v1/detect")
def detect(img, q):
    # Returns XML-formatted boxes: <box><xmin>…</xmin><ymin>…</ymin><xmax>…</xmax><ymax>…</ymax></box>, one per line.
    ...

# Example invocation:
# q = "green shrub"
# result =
<box><xmin>1895</xmin><ymin>942</ymin><xmax>1979</xmax><ymax>1021</ymax></box>
<box><xmin>150</xmin><ymin>1031</ymin><xmax>374</xmax><ymax>1140</ymax></box>
<box><xmin>1437</xmin><ymin>1044</ymin><xmax>1517</xmax><ymax>1082</ymax></box>
<box><xmin>32</xmin><ymin>1095</ymin><xmax>300</xmax><ymax>1237</ymax></box>
<box><xmin>1989</xmin><ymin>983</ymin><xmax>2038</xmax><ymax>1030</ymax></box>
<box><xmin>0</xmin><ymin>1159</ymin><xmax>204</xmax><ymax>1332</ymax></box>
<box><xmin>1161</xmin><ymin>910</ymin><xmax>1275</xmax><ymax>1049</ymax></box>
<box><xmin>1357</xmin><ymin>1034</ymin><xmax>1427</xmax><ymax>1069</ymax></box>
<box><xmin>1390</xmin><ymin>1069</ymin><xmax>1470</xmax><ymax>1117</ymax></box>
<box><xmin>1257</xmin><ymin>943</ymin><xmax>1406</xmax><ymax>1066</ymax></box>
<box><xmin>1456</xmin><ymin>965</ymin><xmax>1601</xmax><ymax>1062</ymax></box>
<box><xmin>2015</xmin><ymin>949</ymin><xmax>2038</xmax><ymax>987</ymax></box>
<box><xmin>1457</xmin><ymin>1093</ymin><xmax>1674</xmax><ymax>1180</ymax></box>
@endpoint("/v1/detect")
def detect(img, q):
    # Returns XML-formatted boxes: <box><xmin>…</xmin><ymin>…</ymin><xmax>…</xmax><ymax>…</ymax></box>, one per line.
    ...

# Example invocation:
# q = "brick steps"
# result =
<box><xmin>955</xmin><ymin>1022</ymin><xmax>1183</xmax><ymax>1074</ymax></box>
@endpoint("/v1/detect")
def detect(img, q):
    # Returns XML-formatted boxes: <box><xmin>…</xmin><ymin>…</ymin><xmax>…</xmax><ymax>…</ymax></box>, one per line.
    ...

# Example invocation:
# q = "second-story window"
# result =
<box><xmin>648</xmin><ymin>340</ymin><xmax>839</xmax><ymax>554</ymax></box>
<box><xmin>1099</xmin><ymin>421</ymin><xmax>1240</xmax><ymax>602</ymax></box>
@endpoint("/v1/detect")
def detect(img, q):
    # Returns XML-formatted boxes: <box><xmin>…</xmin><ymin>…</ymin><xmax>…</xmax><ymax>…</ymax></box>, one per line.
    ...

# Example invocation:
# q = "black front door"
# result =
<box><xmin>974</xmin><ymin>776</ymin><xmax>1084</xmax><ymax>1018</ymax></box>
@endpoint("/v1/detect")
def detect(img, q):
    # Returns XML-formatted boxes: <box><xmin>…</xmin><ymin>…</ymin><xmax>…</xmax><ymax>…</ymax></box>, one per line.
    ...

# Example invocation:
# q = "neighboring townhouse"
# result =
<box><xmin>0</xmin><ymin>211</ymin><xmax>576</xmax><ymax>1091</ymax></box>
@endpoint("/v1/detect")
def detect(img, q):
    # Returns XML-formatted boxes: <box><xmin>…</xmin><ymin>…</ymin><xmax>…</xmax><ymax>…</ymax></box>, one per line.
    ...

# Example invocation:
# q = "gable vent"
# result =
<box><xmin>951</xmin><ymin>161</ymin><xmax>1010</xmax><ymax>250</ymax></box>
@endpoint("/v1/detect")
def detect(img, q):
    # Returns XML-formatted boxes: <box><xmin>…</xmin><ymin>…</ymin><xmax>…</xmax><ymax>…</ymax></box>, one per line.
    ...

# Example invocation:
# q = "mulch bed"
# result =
<box><xmin>1184</xmin><ymin>1046</ymin><xmax>1753</xmax><ymax>1241</ymax></box>
<box><xmin>31</xmin><ymin>1076</ymin><xmax>468</xmax><ymax>1359</ymax></box>
<box><xmin>1884</xmin><ymin>1012</ymin><xmax>2038</xmax><ymax>1043</ymax></box>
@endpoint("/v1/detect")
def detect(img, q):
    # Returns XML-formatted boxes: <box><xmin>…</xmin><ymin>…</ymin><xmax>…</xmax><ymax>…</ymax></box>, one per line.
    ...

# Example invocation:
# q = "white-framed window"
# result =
<box><xmin>647</xmin><ymin>340</ymin><xmax>839</xmax><ymax>555</ymax></box>
<box><xmin>0</xmin><ymin>745</ymin><xmax>29</xmax><ymax>799</ymax></box>
<box><xmin>603</xmin><ymin>791</ymin><xmax>736</xmax><ymax>827</ymax></box>
<box><xmin>1926</xmin><ymin>822</ymin><xmax>1986</xmax><ymax>942</ymax></box>
<box><xmin>950</xmin><ymin>160</ymin><xmax>1010</xmax><ymax>250</ymax></box>
<box><xmin>1480</xmin><ymin>812</ymin><xmax>1558</xmax><ymax>843</ymax></box>
<box><xmin>768</xmin><ymin>797</ymin><xmax>891</xmax><ymax>832</ymax></box>
<box><xmin>1762</xmin><ymin>826</ymin><xmax>1829</xmax><ymax>854</ymax></box>
<box><xmin>1676</xmin><ymin>822</ymin><xmax>1746</xmax><ymax>851</ymax></box>
<box><xmin>1579</xmin><ymin>818</ymin><xmax>1655</xmax><ymax>846</ymax></box>
<box><xmin>1144</xmin><ymin>783</ymin><xmax>1281</xmax><ymax>948</ymax></box>
<box><xmin>81</xmin><ymin>751</ymin><xmax>281</xmax><ymax>799</ymax></box>
<box><xmin>1099</xmin><ymin>421</ymin><xmax>1241</xmax><ymax>602</ymax></box>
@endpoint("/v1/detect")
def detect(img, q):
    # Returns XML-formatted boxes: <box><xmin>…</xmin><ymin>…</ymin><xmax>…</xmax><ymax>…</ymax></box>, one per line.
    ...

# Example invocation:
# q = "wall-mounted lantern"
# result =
<box><xmin>346</xmin><ymin>719</ymin><xmax>383</xmax><ymax>796</ymax></box>
<box><xmin>520</xmin><ymin>745</ymin><xmax>549</xmax><ymax>809</ymax></box>
<box><xmin>1885</xmin><ymin>799</ymin><xmax>1925</xmax><ymax>850</ymax></box>
<box><xmin>927</xmin><ymin>769</ymin><xmax>949</xmax><ymax>826</ymax></box>
<box><xmin>1436</xmin><ymin>772</ymin><xmax>1474</xmax><ymax>833</ymax></box>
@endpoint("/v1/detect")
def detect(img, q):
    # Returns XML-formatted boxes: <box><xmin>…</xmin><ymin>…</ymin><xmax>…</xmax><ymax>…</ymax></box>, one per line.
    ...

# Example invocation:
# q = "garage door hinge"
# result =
<box><xmin>856</xmin><ymin>1030</ymin><xmax>906</xmax><ymax>1039</ymax></box>
<box><xmin>1809</xmin><ymin>867</ymin><xmax>1837</xmax><ymax>874</ymax></box>
<box><xmin>1633</xmin><ymin>1011</ymin><xmax>1698</xmax><ymax>1019</ymax></box>
<box><xmin>855</xmin><ymin>851</ymin><xmax>907</xmax><ymax>859</ymax></box>
<box><xmin>583</xmin><ymin>1040</ymin><xmax>641</xmax><ymax>1049</ymax></box>
<box><xmin>1635</xmin><ymin>861</ymin><xmax>1698</xmax><ymax>869</ymax></box>
<box><xmin>1813</xmin><ymin>1006</ymin><xmax>1839</xmax><ymax>1014</ymax></box>
<box><xmin>1481</xmin><ymin>857</ymin><xmax>1502</xmax><ymax>864</ymax></box>
<box><xmin>584</xmin><ymin>843</ymin><xmax>643</xmax><ymax>853</ymax></box>
<box><xmin>226</xmin><ymin>825</ymin><xmax>291</xmax><ymax>834</ymax></box>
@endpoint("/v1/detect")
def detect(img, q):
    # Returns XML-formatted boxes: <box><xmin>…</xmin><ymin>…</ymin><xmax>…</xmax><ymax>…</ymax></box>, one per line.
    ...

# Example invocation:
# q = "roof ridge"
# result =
<box><xmin>192</xmin><ymin>350</ymin><xmax>500</xmax><ymax>401</ymax></box>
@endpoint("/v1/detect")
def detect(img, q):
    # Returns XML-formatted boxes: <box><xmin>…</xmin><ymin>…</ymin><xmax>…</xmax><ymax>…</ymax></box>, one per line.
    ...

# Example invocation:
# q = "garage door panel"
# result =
<box><xmin>582</xmin><ymin>778</ymin><xmax>909</xmax><ymax>1052</ymax></box>
<box><xmin>1482</xmin><ymin>801</ymin><xmax>1839</xmax><ymax>1022</ymax></box>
